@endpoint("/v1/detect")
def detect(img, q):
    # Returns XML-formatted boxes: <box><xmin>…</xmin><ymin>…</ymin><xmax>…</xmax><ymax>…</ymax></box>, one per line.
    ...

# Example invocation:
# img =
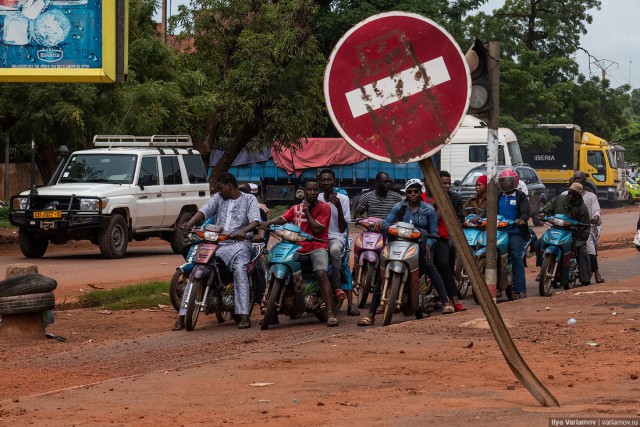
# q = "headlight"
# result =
<box><xmin>282</xmin><ymin>229</ymin><xmax>300</xmax><ymax>241</ymax></box>
<box><xmin>553</xmin><ymin>218</ymin><xmax>568</xmax><ymax>227</ymax></box>
<box><xmin>396</xmin><ymin>226</ymin><xmax>414</xmax><ymax>239</ymax></box>
<box><xmin>203</xmin><ymin>231</ymin><xmax>220</xmax><ymax>241</ymax></box>
<box><xmin>12</xmin><ymin>197</ymin><xmax>29</xmax><ymax>210</ymax></box>
<box><xmin>79</xmin><ymin>198</ymin><xmax>108</xmax><ymax>211</ymax></box>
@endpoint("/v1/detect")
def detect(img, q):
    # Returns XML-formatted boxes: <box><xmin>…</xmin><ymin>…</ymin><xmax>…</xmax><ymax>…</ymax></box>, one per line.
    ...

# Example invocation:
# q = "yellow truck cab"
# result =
<box><xmin>520</xmin><ymin>124</ymin><xmax>623</xmax><ymax>202</ymax></box>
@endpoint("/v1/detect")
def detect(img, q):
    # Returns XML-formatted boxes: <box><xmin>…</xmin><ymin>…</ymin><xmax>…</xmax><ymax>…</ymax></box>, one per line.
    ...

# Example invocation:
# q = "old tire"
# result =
<box><xmin>382</xmin><ymin>273</ymin><xmax>401</xmax><ymax>327</ymax></box>
<box><xmin>0</xmin><ymin>274</ymin><xmax>57</xmax><ymax>297</ymax></box>
<box><xmin>357</xmin><ymin>262</ymin><xmax>375</xmax><ymax>309</ymax></box>
<box><xmin>539</xmin><ymin>254</ymin><xmax>555</xmax><ymax>297</ymax></box>
<box><xmin>18</xmin><ymin>229</ymin><xmax>49</xmax><ymax>259</ymax></box>
<box><xmin>0</xmin><ymin>292</ymin><xmax>55</xmax><ymax>315</ymax></box>
<box><xmin>169</xmin><ymin>270</ymin><xmax>187</xmax><ymax>311</ymax></box>
<box><xmin>185</xmin><ymin>278</ymin><xmax>204</xmax><ymax>331</ymax></box>
<box><xmin>261</xmin><ymin>278</ymin><xmax>282</xmax><ymax>330</ymax></box>
<box><xmin>170</xmin><ymin>211</ymin><xmax>193</xmax><ymax>254</ymax></box>
<box><xmin>99</xmin><ymin>214</ymin><xmax>129</xmax><ymax>259</ymax></box>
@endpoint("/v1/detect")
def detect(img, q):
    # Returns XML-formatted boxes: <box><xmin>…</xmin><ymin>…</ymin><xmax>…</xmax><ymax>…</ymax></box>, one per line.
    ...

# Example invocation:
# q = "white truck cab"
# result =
<box><xmin>10</xmin><ymin>135</ymin><xmax>210</xmax><ymax>259</ymax></box>
<box><xmin>439</xmin><ymin>115</ymin><xmax>521</xmax><ymax>182</ymax></box>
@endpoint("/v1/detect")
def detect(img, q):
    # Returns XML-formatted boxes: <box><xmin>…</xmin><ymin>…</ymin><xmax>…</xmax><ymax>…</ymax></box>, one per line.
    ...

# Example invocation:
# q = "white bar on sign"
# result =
<box><xmin>345</xmin><ymin>56</ymin><xmax>451</xmax><ymax>118</ymax></box>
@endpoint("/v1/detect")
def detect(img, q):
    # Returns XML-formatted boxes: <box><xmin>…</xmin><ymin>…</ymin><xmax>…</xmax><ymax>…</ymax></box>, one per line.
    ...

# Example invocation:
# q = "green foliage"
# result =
<box><xmin>0</xmin><ymin>204</ymin><xmax>10</xmax><ymax>228</ymax></box>
<box><xmin>77</xmin><ymin>281</ymin><xmax>170</xmax><ymax>310</ymax></box>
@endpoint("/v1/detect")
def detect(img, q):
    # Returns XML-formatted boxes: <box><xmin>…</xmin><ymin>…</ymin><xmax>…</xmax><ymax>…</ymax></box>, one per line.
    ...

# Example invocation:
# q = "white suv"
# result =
<box><xmin>10</xmin><ymin>135</ymin><xmax>210</xmax><ymax>259</ymax></box>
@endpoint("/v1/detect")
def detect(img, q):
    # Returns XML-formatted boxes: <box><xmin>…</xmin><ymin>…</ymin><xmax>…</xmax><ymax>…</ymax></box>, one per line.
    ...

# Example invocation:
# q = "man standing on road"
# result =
<box><xmin>354</xmin><ymin>172</ymin><xmax>403</xmax><ymax>219</ymax></box>
<box><xmin>174</xmin><ymin>173</ymin><xmax>262</xmax><ymax>330</ymax></box>
<box><xmin>563</xmin><ymin>171</ymin><xmax>604</xmax><ymax>283</ymax></box>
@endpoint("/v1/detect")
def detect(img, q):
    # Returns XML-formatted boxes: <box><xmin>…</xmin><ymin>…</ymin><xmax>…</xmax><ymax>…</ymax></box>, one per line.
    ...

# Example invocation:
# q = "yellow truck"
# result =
<box><xmin>519</xmin><ymin>124</ymin><xmax>624</xmax><ymax>202</ymax></box>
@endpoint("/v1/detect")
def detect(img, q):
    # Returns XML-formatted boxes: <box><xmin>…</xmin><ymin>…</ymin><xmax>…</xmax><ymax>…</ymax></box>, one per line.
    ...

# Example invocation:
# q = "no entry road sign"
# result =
<box><xmin>324</xmin><ymin>12</ymin><xmax>470</xmax><ymax>163</ymax></box>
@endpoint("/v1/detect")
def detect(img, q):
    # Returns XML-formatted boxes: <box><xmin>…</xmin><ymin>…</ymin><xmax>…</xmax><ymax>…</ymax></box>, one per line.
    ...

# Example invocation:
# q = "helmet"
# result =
<box><xmin>498</xmin><ymin>169</ymin><xmax>519</xmax><ymax>193</ymax></box>
<box><xmin>404</xmin><ymin>178</ymin><xmax>424</xmax><ymax>193</ymax></box>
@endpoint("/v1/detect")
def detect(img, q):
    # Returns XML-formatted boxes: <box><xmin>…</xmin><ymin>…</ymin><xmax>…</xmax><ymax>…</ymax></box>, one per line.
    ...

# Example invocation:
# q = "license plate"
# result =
<box><xmin>33</xmin><ymin>211</ymin><xmax>62</xmax><ymax>219</ymax></box>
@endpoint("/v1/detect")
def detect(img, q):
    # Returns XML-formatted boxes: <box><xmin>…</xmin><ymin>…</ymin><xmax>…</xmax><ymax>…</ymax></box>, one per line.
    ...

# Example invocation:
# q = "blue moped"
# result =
<box><xmin>260</xmin><ymin>223</ymin><xmax>329</xmax><ymax>330</ymax></box>
<box><xmin>457</xmin><ymin>213</ymin><xmax>516</xmax><ymax>302</ymax></box>
<box><xmin>538</xmin><ymin>214</ymin><xmax>582</xmax><ymax>296</ymax></box>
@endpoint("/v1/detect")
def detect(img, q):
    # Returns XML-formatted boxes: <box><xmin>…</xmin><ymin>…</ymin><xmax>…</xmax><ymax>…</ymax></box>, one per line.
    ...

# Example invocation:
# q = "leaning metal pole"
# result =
<box><xmin>419</xmin><ymin>157</ymin><xmax>559</xmax><ymax>407</ymax></box>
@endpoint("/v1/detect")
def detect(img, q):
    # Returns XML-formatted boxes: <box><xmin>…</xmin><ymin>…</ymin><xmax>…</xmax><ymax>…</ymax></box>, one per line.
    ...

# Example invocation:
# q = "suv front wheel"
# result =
<box><xmin>99</xmin><ymin>214</ymin><xmax>129</xmax><ymax>259</ymax></box>
<box><xmin>170</xmin><ymin>211</ymin><xmax>193</xmax><ymax>254</ymax></box>
<box><xmin>19</xmin><ymin>228</ymin><xmax>49</xmax><ymax>258</ymax></box>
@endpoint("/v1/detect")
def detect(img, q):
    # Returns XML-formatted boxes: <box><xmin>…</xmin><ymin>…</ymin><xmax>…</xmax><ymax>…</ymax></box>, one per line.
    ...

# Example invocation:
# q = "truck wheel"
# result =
<box><xmin>170</xmin><ymin>211</ymin><xmax>193</xmax><ymax>254</ymax></box>
<box><xmin>19</xmin><ymin>228</ymin><xmax>49</xmax><ymax>258</ymax></box>
<box><xmin>99</xmin><ymin>214</ymin><xmax>129</xmax><ymax>259</ymax></box>
<box><xmin>0</xmin><ymin>274</ymin><xmax>57</xmax><ymax>297</ymax></box>
<box><xmin>0</xmin><ymin>292</ymin><xmax>55</xmax><ymax>315</ymax></box>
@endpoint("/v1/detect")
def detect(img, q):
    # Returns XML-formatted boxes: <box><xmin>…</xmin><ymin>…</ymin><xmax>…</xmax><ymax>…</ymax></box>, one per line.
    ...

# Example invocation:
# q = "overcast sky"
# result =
<box><xmin>157</xmin><ymin>0</ymin><xmax>637</xmax><ymax>90</ymax></box>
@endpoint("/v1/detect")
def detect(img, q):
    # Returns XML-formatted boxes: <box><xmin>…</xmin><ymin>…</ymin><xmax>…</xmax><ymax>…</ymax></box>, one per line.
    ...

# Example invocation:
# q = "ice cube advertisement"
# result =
<box><xmin>0</xmin><ymin>0</ymin><xmax>128</xmax><ymax>83</ymax></box>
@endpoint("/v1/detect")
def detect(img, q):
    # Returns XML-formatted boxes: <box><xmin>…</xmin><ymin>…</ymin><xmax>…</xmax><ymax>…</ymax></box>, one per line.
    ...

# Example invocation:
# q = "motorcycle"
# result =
<box><xmin>352</xmin><ymin>217</ymin><xmax>384</xmax><ymax>309</ymax></box>
<box><xmin>379</xmin><ymin>221</ymin><xmax>439</xmax><ymax>326</ymax></box>
<box><xmin>538</xmin><ymin>214</ymin><xmax>584</xmax><ymax>296</ymax></box>
<box><xmin>181</xmin><ymin>224</ymin><xmax>264</xmax><ymax>331</ymax></box>
<box><xmin>456</xmin><ymin>214</ymin><xmax>516</xmax><ymax>302</ymax></box>
<box><xmin>260</xmin><ymin>224</ymin><xmax>329</xmax><ymax>330</ymax></box>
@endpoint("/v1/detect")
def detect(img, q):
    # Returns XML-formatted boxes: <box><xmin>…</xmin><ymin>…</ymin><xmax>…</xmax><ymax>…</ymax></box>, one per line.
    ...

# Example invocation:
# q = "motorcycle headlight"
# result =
<box><xmin>12</xmin><ymin>196</ymin><xmax>29</xmax><ymax>210</ymax></box>
<box><xmin>79</xmin><ymin>198</ymin><xmax>108</xmax><ymax>212</ymax></box>
<box><xmin>396</xmin><ymin>226</ymin><xmax>414</xmax><ymax>239</ymax></box>
<box><xmin>203</xmin><ymin>231</ymin><xmax>220</xmax><ymax>241</ymax></box>
<box><xmin>553</xmin><ymin>218</ymin><xmax>568</xmax><ymax>227</ymax></box>
<box><xmin>282</xmin><ymin>229</ymin><xmax>300</xmax><ymax>242</ymax></box>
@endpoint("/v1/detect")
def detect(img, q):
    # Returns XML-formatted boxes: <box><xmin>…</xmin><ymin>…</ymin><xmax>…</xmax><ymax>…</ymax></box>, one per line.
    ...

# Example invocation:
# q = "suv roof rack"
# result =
<box><xmin>93</xmin><ymin>135</ymin><xmax>193</xmax><ymax>148</ymax></box>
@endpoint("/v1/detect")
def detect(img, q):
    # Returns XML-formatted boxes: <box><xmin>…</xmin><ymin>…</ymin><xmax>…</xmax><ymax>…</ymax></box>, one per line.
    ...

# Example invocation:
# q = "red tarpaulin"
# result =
<box><xmin>272</xmin><ymin>138</ymin><xmax>367</xmax><ymax>176</ymax></box>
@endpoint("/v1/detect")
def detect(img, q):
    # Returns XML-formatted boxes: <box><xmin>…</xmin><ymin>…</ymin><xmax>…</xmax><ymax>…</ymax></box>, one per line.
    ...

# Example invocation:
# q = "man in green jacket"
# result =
<box><xmin>537</xmin><ymin>182</ymin><xmax>591</xmax><ymax>286</ymax></box>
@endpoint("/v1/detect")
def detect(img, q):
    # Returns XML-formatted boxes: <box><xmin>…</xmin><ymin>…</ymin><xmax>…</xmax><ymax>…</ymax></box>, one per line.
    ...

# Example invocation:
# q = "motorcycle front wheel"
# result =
<box><xmin>169</xmin><ymin>269</ymin><xmax>187</xmax><ymax>312</ymax></box>
<box><xmin>456</xmin><ymin>261</ymin><xmax>470</xmax><ymax>299</ymax></box>
<box><xmin>185</xmin><ymin>278</ymin><xmax>204</xmax><ymax>331</ymax></box>
<box><xmin>382</xmin><ymin>273</ymin><xmax>401</xmax><ymax>327</ymax></box>
<box><xmin>357</xmin><ymin>262</ymin><xmax>376</xmax><ymax>309</ymax></box>
<box><xmin>539</xmin><ymin>254</ymin><xmax>556</xmax><ymax>297</ymax></box>
<box><xmin>261</xmin><ymin>278</ymin><xmax>282</xmax><ymax>330</ymax></box>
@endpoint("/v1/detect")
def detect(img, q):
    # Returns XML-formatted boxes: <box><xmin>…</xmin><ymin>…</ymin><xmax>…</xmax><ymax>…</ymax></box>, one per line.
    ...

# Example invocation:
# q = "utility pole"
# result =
<box><xmin>162</xmin><ymin>0</ymin><xmax>168</xmax><ymax>45</ymax></box>
<box><xmin>485</xmin><ymin>39</ymin><xmax>501</xmax><ymax>300</ymax></box>
<box><xmin>590</xmin><ymin>58</ymin><xmax>617</xmax><ymax>90</ymax></box>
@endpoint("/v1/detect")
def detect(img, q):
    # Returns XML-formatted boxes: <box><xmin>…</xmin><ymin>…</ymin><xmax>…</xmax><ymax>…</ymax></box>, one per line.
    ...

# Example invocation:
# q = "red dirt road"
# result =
<box><xmin>0</xmin><ymin>205</ymin><xmax>639</xmax><ymax>425</ymax></box>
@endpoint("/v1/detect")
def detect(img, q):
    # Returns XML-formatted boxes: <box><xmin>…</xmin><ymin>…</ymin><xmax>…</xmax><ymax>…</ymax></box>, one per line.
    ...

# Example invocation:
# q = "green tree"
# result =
<box><xmin>172</xmin><ymin>0</ymin><xmax>328</xmax><ymax>186</ymax></box>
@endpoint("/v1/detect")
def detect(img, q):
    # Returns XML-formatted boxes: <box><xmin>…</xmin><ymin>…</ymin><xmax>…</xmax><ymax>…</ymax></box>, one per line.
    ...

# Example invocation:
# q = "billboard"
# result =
<box><xmin>0</xmin><ymin>0</ymin><xmax>127</xmax><ymax>83</ymax></box>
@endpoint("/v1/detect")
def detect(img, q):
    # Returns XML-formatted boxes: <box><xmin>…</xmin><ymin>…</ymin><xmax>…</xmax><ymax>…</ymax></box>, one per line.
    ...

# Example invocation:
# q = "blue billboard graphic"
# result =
<box><xmin>0</xmin><ymin>0</ymin><xmax>103</xmax><ymax>69</ymax></box>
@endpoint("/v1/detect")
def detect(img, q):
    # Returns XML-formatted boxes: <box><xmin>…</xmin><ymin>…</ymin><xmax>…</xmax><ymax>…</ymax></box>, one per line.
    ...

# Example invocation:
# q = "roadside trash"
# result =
<box><xmin>611</xmin><ymin>312</ymin><xmax>617</xmax><ymax>316</ymax></box>
<box><xmin>567</xmin><ymin>318</ymin><xmax>577</xmax><ymax>326</ymax></box>
<box><xmin>545</xmin><ymin>307</ymin><xmax>550</xmax><ymax>311</ymax></box>
<box><xmin>249</xmin><ymin>382</ymin><xmax>274</xmax><ymax>387</ymax></box>
<box><xmin>45</xmin><ymin>332</ymin><xmax>66</xmax><ymax>342</ymax></box>
<box><xmin>586</xmin><ymin>342</ymin><xmax>599</xmax><ymax>346</ymax></box>
<box><xmin>99</xmin><ymin>310</ymin><xmax>112</xmax><ymax>315</ymax></box>
<box><xmin>292</xmin><ymin>398</ymin><xmax>299</xmax><ymax>403</ymax></box>
<box><xmin>257</xmin><ymin>400</ymin><xmax>271</xmax><ymax>403</ymax></box>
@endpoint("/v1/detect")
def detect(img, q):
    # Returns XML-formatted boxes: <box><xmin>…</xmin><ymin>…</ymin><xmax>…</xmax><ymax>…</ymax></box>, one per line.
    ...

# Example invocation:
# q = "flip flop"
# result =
<box><xmin>327</xmin><ymin>317</ymin><xmax>339</xmax><ymax>327</ymax></box>
<box><xmin>357</xmin><ymin>316</ymin><xmax>375</xmax><ymax>326</ymax></box>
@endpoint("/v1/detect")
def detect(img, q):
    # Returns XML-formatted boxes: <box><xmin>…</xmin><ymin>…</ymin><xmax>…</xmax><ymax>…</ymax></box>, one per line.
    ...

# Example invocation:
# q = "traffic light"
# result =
<box><xmin>465</xmin><ymin>39</ymin><xmax>493</xmax><ymax>115</ymax></box>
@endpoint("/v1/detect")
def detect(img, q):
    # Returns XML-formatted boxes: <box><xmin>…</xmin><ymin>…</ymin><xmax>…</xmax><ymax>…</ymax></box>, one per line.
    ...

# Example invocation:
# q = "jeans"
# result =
<box><xmin>433</xmin><ymin>238</ymin><xmax>457</xmax><ymax>299</ymax></box>
<box><xmin>507</xmin><ymin>230</ymin><xmax>526</xmax><ymax>294</ymax></box>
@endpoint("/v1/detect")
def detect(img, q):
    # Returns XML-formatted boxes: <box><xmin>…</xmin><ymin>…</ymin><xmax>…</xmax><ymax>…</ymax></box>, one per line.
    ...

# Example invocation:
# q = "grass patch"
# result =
<box><xmin>78</xmin><ymin>281</ymin><xmax>170</xmax><ymax>310</ymax></box>
<box><xmin>0</xmin><ymin>204</ymin><xmax>10</xmax><ymax>228</ymax></box>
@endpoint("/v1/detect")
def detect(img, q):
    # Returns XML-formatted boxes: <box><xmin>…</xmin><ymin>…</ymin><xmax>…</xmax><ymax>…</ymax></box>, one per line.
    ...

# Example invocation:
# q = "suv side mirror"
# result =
<box><xmin>138</xmin><ymin>173</ymin><xmax>154</xmax><ymax>190</ymax></box>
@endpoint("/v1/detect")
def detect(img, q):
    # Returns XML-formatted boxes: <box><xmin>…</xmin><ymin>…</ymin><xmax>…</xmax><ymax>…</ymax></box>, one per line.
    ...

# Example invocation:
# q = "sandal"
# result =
<box><xmin>172</xmin><ymin>316</ymin><xmax>185</xmax><ymax>331</ymax></box>
<box><xmin>357</xmin><ymin>316</ymin><xmax>375</xmax><ymax>326</ymax></box>
<box><xmin>442</xmin><ymin>305</ymin><xmax>455</xmax><ymax>315</ymax></box>
<box><xmin>346</xmin><ymin>307</ymin><xmax>360</xmax><ymax>316</ymax></box>
<box><xmin>327</xmin><ymin>317</ymin><xmax>339</xmax><ymax>327</ymax></box>
<box><xmin>238</xmin><ymin>320</ymin><xmax>251</xmax><ymax>329</ymax></box>
<box><xmin>334</xmin><ymin>289</ymin><xmax>347</xmax><ymax>301</ymax></box>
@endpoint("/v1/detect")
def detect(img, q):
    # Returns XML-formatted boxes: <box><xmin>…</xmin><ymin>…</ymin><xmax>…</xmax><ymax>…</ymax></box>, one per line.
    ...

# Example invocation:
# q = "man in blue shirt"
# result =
<box><xmin>497</xmin><ymin>169</ymin><xmax>530</xmax><ymax>299</ymax></box>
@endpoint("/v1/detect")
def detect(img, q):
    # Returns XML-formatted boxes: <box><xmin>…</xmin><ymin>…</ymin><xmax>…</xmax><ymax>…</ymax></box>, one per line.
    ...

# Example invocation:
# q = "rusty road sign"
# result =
<box><xmin>324</xmin><ymin>11</ymin><xmax>470</xmax><ymax>163</ymax></box>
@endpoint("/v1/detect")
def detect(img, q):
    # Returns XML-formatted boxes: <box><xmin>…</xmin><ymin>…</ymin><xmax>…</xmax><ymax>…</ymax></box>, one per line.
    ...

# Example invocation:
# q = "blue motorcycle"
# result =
<box><xmin>260</xmin><ymin>224</ymin><xmax>329</xmax><ymax>330</ymax></box>
<box><xmin>538</xmin><ymin>214</ymin><xmax>582</xmax><ymax>296</ymax></box>
<box><xmin>457</xmin><ymin>213</ymin><xmax>516</xmax><ymax>302</ymax></box>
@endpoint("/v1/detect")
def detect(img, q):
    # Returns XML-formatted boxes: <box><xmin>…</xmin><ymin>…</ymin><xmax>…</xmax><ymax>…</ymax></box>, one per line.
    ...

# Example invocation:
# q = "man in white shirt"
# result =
<box><xmin>318</xmin><ymin>169</ymin><xmax>359</xmax><ymax>315</ymax></box>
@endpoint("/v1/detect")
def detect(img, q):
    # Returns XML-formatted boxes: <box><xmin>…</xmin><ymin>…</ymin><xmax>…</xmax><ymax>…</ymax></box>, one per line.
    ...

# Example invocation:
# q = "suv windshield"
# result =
<box><xmin>60</xmin><ymin>154</ymin><xmax>137</xmax><ymax>184</ymax></box>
